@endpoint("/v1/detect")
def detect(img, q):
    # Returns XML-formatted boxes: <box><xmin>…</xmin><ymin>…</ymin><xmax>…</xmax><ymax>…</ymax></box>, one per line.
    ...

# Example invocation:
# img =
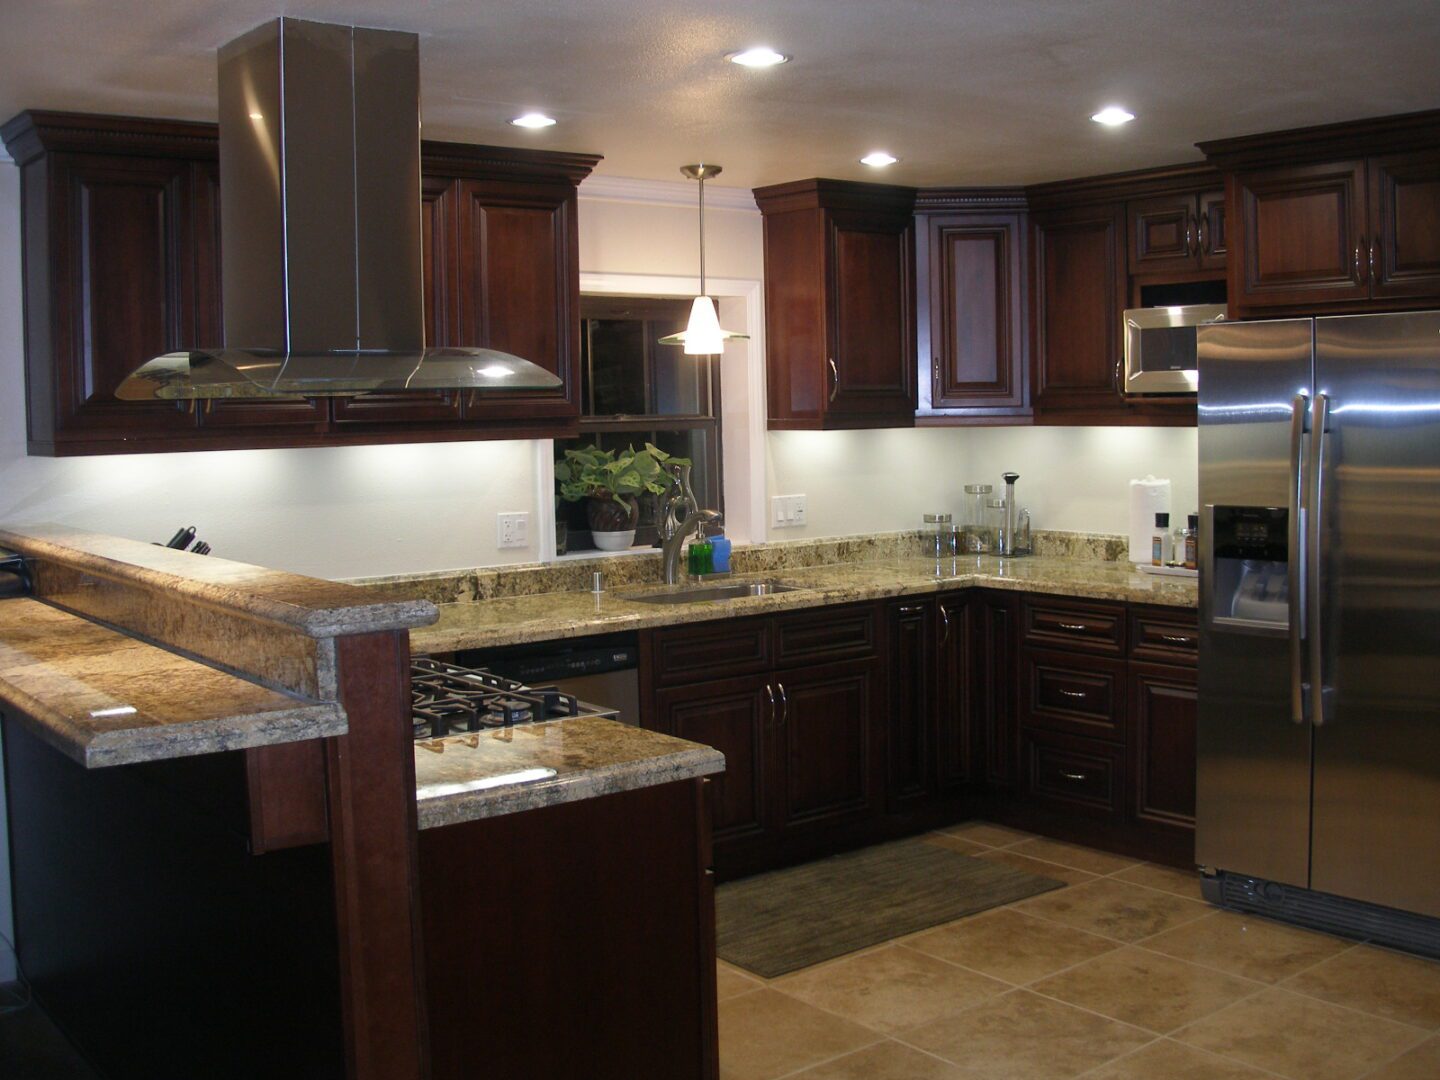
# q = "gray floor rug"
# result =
<box><xmin>715</xmin><ymin>837</ymin><xmax>1064</xmax><ymax>978</ymax></box>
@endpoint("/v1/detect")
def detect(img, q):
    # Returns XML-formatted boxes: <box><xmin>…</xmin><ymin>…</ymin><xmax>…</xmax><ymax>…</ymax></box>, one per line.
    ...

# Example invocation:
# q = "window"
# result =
<box><xmin>555</xmin><ymin>296</ymin><xmax>723</xmax><ymax>552</ymax></box>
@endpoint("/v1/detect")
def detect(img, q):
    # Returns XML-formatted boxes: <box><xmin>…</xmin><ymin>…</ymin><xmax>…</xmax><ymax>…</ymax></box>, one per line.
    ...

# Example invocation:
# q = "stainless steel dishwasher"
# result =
<box><xmin>456</xmin><ymin>632</ymin><xmax>640</xmax><ymax>726</ymax></box>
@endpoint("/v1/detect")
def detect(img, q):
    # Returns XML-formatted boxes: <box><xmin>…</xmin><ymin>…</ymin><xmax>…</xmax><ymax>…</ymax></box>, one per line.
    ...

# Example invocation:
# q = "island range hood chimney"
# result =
<box><xmin>117</xmin><ymin>17</ymin><xmax>562</xmax><ymax>401</ymax></box>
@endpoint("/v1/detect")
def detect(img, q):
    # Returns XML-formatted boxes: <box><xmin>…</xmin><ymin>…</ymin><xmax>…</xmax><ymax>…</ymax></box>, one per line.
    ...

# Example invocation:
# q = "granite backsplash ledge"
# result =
<box><xmin>349</xmin><ymin>529</ymin><xmax>1131</xmax><ymax>602</ymax></box>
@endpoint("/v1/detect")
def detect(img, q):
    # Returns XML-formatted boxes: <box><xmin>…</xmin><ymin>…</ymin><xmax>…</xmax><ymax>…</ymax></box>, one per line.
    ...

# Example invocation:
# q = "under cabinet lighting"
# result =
<box><xmin>510</xmin><ymin>112</ymin><xmax>557</xmax><ymax>128</ymax></box>
<box><xmin>860</xmin><ymin>151</ymin><xmax>898</xmax><ymax>167</ymax></box>
<box><xmin>1091</xmin><ymin>106</ymin><xmax>1135</xmax><ymax>126</ymax></box>
<box><xmin>727</xmin><ymin>47</ymin><xmax>790</xmax><ymax>67</ymax></box>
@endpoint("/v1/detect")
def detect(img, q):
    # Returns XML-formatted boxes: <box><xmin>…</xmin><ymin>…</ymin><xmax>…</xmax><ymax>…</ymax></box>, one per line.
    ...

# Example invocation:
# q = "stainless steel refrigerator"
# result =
<box><xmin>1196</xmin><ymin>310</ymin><xmax>1440</xmax><ymax>953</ymax></box>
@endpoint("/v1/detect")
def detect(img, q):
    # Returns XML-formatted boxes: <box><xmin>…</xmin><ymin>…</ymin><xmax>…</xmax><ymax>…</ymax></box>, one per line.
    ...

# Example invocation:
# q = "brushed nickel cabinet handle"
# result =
<box><xmin>1356</xmin><ymin>236</ymin><xmax>1366</xmax><ymax>282</ymax></box>
<box><xmin>1058</xmin><ymin>688</ymin><xmax>1088</xmax><ymax>700</ymax></box>
<box><xmin>1060</xmin><ymin>770</ymin><xmax>1087</xmax><ymax>782</ymax></box>
<box><xmin>1160</xmin><ymin>634</ymin><xmax>1193</xmax><ymax>645</ymax></box>
<box><xmin>940</xmin><ymin>605</ymin><xmax>951</xmax><ymax>645</ymax></box>
<box><xmin>1058</xmin><ymin>621</ymin><xmax>1088</xmax><ymax>632</ymax></box>
<box><xmin>828</xmin><ymin>357</ymin><xmax>839</xmax><ymax>403</ymax></box>
<box><xmin>1369</xmin><ymin>238</ymin><xmax>1377</xmax><ymax>284</ymax></box>
<box><xmin>776</xmin><ymin>682</ymin><xmax>789</xmax><ymax>726</ymax></box>
<box><xmin>1197</xmin><ymin>213</ymin><xmax>1209</xmax><ymax>255</ymax></box>
<box><xmin>1184</xmin><ymin>216</ymin><xmax>1194</xmax><ymax>256</ymax></box>
<box><xmin>765</xmin><ymin>683</ymin><xmax>777</xmax><ymax>729</ymax></box>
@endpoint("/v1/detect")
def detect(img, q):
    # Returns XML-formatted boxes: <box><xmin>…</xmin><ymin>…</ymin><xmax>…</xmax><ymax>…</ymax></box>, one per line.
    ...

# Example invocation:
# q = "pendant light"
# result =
<box><xmin>659</xmin><ymin>164</ymin><xmax>750</xmax><ymax>355</ymax></box>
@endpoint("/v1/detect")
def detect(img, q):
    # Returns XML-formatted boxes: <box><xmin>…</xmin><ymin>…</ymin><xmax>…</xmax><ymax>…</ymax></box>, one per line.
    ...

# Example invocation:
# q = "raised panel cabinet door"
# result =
<box><xmin>1198</xmin><ymin>188</ymin><xmax>1228</xmax><ymax>271</ymax></box>
<box><xmin>330</xmin><ymin>175</ymin><xmax>464</xmax><ymax>425</ymax></box>
<box><xmin>653</xmin><ymin>675</ymin><xmax>773</xmax><ymax>847</ymax></box>
<box><xmin>886</xmin><ymin>600</ymin><xmax>935</xmax><ymax>813</ymax></box>
<box><xmin>44</xmin><ymin>153</ymin><xmax>200</xmax><ymax>442</ymax></box>
<box><xmin>976</xmin><ymin>592</ymin><xmax>1019</xmax><ymax>790</ymax></box>
<box><xmin>1128</xmin><ymin>662</ymin><xmax>1198</xmax><ymax>831</ymax></box>
<box><xmin>935</xmin><ymin>593</ymin><xmax>975</xmax><ymax>791</ymax></box>
<box><xmin>1128</xmin><ymin>193</ymin><xmax>1199</xmax><ymax>273</ymax></box>
<box><xmin>194</xmin><ymin>161</ymin><xmax>332</xmax><ymax>433</ymax></box>
<box><xmin>1369</xmin><ymin>149</ymin><xmax>1440</xmax><ymax>301</ymax></box>
<box><xmin>1231</xmin><ymin>160</ymin><xmax>1369</xmax><ymax>309</ymax></box>
<box><xmin>457</xmin><ymin>179</ymin><xmax>581</xmax><ymax>427</ymax></box>
<box><xmin>927</xmin><ymin>214</ymin><xmax>1026</xmax><ymax>412</ymax></box>
<box><xmin>1030</xmin><ymin>203</ymin><xmax>1127</xmax><ymax>411</ymax></box>
<box><xmin>775</xmin><ymin>657</ymin><xmax>881</xmax><ymax>832</ymax></box>
<box><xmin>826</xmin><ymin>211</ymin><xmax>917</xmax><ymax>420</ymax></box>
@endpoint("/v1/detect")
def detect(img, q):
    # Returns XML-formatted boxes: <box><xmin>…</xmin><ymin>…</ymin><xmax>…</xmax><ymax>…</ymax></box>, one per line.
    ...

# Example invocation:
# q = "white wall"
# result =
<box><xmin>767</xmin><ymin>425</ymin><xmax>1198</xmax><ymax>539</ymax></box>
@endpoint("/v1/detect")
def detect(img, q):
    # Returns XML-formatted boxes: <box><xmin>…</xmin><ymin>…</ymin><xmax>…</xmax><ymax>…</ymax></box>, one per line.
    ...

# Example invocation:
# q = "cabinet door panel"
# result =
<box><xmin>1031</xmin><ymin>204</ymin><xmax>1126</xmax><ymax>410</ymax></box>
<box><xmin>886</xmin><ymin>600</ymin><xmax>934</xmax><ymax>812</ymax></box>
<box><xmin>976</xmin><ymin>592</ymin><xmax>1018</xmax><ymax>790</ymax></box>
<box><xmin>936</xmin><ymin>594</ymin><xmax>975</xmax><ymax>791</ymax></box>
<box><xmin>1129</xmin><ymin>194</ymin><xmax>1196</xmax><ymax>273</ymax></box>
<box><xmin>458</xmin><ymin>180</ymin><xmax>580</xmax><ymax>426</ymax></box>
<box><xmin>49</xmin><ymin>154</ymin><xmax>198</xmax><ymax>440</ymax></box>
<box><xmin>1128</xmin><ymin>662</ymin><xmax>1197</xmax><ymax>830</ymax></box>
<box><xmin>827</xmin><ymin>213</ymin><xmax>916</xmax><ymax>418</ymax></box>
<box><xmin>1198</xmin><ymin>188</ymin><xmax>1227</xmax><ymax>271</ymax></box>
<box><xmin>654</xmin><ymin>677</ymin><xmax>771</xmax><ymax>845</ymax></box>
<box><xmin>777</xmin><ymin>658</ymin><xmax>879</xmax><ymax>830</ymax></box>
<box><xmin>928</xmin><ymin>214</ymin><xmax>1026</xmax><ymax>411</ymax></box>
<box><xmin>1232</xmin><ymin>160</ymin><xmax>1368</xmax><ymax>308</ymax></box>
<box><xmin>1370</xmin><ymin>150</ymin><xmax>1440</xmax><ymax>301</ymax></box>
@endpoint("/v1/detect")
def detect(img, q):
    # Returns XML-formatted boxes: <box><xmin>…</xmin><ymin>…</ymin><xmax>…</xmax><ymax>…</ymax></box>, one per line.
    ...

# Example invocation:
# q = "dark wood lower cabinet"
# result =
<box><xmin>1128</xmin><ymin>661</ymin><xmax>1199</xmax><ymax>833</ymax></box>
<box><xmin>418</xmin><ymin>779</ymin><xmax>718</xmax><ymax>1080</ymax></box>
<box><xmin>886</xmin><ymin>598</ymin><xmax>936</xmax><ymax>812</ymax></box>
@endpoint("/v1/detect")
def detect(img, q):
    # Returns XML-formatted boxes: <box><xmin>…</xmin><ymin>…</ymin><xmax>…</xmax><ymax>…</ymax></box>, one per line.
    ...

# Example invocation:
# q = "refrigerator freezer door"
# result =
<box><xmin>1311</xmin><ymin>311</ymin><xmax>1440</xmax><ymax>918</ymax></box>
<box><xmin>1195</xmin><ymin>319</ymin><xmax>1314</xmax><ymax>887</ymax></box>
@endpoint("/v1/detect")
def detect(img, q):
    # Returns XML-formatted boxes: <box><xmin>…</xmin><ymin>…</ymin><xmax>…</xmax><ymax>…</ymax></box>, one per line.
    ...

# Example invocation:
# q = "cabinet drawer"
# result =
<box><xmin>1129</xmin><ymin>607</ymin><xmax>1199</xmax><ymax>666</ymax></box>
<box><xmin>648</xmin><ymin>618</ymin><xmax>771</xmax><ymax>686</ymax></box>
<box><xmin>1022</xmin><ymin>729</ymin><xmax>1124</xmax><ymax>820</ymax></box>
<box><xmin>1021</xmin><ymin>649</ymin><xmax>1127</xmax><ymax>742</ymax></box>
<box><xmin>1022</xmin><ymin>596</ymin><xmax>1125</xmax><ymax>655</ymax></box>
<box><xmin>774</xmin><ymin>604</ymin><xmax>878</xmax><ymax>667</ymax></box>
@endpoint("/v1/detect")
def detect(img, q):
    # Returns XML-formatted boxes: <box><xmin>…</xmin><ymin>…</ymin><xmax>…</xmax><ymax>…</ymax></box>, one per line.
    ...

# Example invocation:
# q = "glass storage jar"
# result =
<box><xmin>961</xmin><ymin>484</ymin><xmax>994</xmax><ymax>553</ymax></box>
<box><xmin>923</xmin><ymin>513</ymin><xmax>956</xmax><ymax>558</ymax></box>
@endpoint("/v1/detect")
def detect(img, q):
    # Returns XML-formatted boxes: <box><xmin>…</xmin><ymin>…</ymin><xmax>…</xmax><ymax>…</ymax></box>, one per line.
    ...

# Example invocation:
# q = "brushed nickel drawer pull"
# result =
<box><xmin>1160</xmin><ymin>634</ymin><xmax>1194</xmax><ymax>645</ymax></box>
<box><xmin>1058</xmin><ymin>688</ymin><xmax>1088</xmax><ymax>700</ymax></box>
<box><xmin>1058</xmin><ymin>621</ymin><xmax>1088</xmax><ymax>632</ymax></box>
<box><xmin>1060</xmin><ymin>770</ymin><xmax>1087</xmax><ymax>782</ymax></box>
<box><xmin>898</xmin><ymin>604</ymin><xmax>926</xmax><ymax>614</ymax></box>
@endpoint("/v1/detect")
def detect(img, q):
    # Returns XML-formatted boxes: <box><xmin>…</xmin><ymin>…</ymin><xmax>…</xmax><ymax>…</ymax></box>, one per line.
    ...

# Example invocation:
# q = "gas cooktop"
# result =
<box><xmin>410</xmin><ymin>658</ymin><xmax>615</xmax><ymax>741</ymax></box>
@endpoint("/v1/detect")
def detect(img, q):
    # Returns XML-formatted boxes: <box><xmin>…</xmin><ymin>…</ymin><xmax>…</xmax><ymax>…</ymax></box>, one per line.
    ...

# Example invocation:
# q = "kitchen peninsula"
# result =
<box><xmin>0</xmin><ymin>524</ymin><xmax>724</xmax><ymax>1080</ymax></box>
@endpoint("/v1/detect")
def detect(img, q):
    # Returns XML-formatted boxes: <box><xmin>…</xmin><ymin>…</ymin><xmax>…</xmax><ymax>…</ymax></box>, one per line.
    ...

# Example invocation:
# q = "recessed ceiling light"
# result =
<box><xmin>510</xmin><ymin>112</ymin><xmax>557</xmax><ymax>129</ymax></box>
<box><xmin>727</xmin><ymin>47</ymin><xmax>790</xmax><ymax>68</ymax></box>
<box><xmin>860</xmin><ymin>151</ymin><xmax>898</xmax><ymax>167</ymax></box>
<box><xmin>1091</xmin><ymin>106</ymin><xmax>1135</xmax><ymax>127</ymax></box>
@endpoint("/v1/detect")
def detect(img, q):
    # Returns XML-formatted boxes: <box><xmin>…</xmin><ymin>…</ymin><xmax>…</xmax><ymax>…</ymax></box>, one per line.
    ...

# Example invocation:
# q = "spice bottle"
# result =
<box><xmin>1184</xmin><ymin>513</ymin><xmax>1199</xmax><ymax>570</ymax></box>
<box><xmin>1151</xmin><ymin>512</ymin><xmax>1172</xmax><ymax>566</ymax></box>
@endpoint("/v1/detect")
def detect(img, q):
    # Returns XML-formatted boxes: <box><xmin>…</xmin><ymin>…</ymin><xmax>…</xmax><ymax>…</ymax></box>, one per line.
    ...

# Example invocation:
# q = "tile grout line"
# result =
<box><xmin>766</xmin><ymin>1034</ymin><xmax>889</xmax><ymax>1080</ymax></box>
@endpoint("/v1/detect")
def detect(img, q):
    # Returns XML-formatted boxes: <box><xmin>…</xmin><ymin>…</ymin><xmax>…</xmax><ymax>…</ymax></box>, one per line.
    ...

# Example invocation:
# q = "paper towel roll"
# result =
<box><xmin>1129</xmin><ymin>476</ymin><xmax>1172</xmax><ymax>564</ymax></box>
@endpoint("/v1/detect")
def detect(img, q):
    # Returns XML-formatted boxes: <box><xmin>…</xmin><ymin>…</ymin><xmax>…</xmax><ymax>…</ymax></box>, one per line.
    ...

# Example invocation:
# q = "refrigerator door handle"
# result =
<box><xmin>1289</xmin><ymin>393</ymin><xmax>1308</xmax><ymax>725</ymax></box>
<box><xmin>1306</xmin><ymin>392</ymin><xmax>1330</xmax><ymax>726</ymax></box>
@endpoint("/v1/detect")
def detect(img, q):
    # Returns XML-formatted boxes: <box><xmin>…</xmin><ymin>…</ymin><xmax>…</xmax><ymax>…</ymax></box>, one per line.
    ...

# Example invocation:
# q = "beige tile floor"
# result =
<box><xmin>717</xmin><ymin>823</ymin><xmax>1440</xmax><ymax>1080</ymax></box>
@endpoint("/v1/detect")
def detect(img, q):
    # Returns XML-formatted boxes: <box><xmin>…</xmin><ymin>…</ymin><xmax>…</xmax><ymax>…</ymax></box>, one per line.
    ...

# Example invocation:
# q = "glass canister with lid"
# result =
<box><xmin>960</xmin><ymin>484</ymin><xmax>994</xmax><ymax>553</ymax></box>
<box><xmin>923</xmin><ymin>513</ymin><xmax>956</xmax><ymax>558</ymax></box>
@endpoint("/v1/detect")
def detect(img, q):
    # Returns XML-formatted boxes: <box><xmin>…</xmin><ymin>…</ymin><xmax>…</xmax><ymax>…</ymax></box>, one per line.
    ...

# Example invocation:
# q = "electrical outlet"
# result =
<box><xmin>497</xmin><ymin>512</ymin><xmax>529</xmax><ymax>549</ymax></box>
<box><xmin>771</xmin><ymin>494</ymin><xmax>808</xmax><ymax>529</ymax></box>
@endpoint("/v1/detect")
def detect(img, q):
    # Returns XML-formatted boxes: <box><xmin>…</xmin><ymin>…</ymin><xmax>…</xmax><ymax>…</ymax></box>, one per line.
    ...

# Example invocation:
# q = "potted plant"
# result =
<box><xmin>555</xmin><ymin>443</ymin><xmax>690</xmax><ymax>550</ymax></box>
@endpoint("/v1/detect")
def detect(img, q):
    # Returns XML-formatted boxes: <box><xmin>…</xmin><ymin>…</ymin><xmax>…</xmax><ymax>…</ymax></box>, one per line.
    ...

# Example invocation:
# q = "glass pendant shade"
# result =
<box><xmin>658</xmin><ymin>164</ymin><xmax>749</xmax><ymax>356</ymax></box>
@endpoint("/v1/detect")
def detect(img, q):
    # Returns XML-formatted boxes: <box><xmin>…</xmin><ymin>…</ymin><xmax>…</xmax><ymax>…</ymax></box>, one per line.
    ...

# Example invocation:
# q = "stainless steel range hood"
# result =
<box><xmin>117</xmin><ymin>18</ymin><xmax>561</xmax><ymax>401</ymax></box>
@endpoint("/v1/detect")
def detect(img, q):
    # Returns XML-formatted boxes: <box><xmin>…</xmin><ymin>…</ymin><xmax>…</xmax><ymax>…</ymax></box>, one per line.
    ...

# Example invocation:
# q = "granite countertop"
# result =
<box><xmin>0</xmin><ymin>598</ymin><xmax>346</xmax><ymax>768</ymax></box>
<box><xmin>410</xmin><ymin>554</ymin><xmax>1197</xmax><ymax>654</ymax></box>
<box><xmin>413</xmin><ymin>715</ymin><xmax>725</xmax><ymax>828</ymax></box>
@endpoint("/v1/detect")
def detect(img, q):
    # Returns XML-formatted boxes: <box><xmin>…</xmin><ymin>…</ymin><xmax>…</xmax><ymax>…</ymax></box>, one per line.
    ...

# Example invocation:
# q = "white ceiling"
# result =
<box><xmin>2</xmin><ymin>1</ymin><xmax>1438</xmax><ymax>189</ymax></box>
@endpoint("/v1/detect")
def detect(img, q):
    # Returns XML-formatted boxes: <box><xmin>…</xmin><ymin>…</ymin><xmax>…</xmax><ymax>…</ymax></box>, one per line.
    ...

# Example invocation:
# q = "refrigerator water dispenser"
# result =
<box><xmin>1209</xmin><ymin>506</ymin><xmax>1290</xmax><ymax>629</ymax></box>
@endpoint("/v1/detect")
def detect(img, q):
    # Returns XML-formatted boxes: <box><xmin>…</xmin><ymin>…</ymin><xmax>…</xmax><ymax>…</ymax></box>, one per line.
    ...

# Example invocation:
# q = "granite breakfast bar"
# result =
<box><xmin>0</xmin><ymin>524</ymin><xmax>727</xmax><ymax>1080</ymax></box>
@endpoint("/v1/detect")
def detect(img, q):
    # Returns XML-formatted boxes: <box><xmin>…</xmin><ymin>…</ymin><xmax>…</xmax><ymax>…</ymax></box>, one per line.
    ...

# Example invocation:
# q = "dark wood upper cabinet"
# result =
<box><xmin>1128</xmin><ymin>188</ymin><xmax>1226</xmax><ymax>274</ymax></box>
<box><xmin>1029</xmin><ymin>202</ymin><xmax>1127</xmax><ymax>414</ymax></box>
<box><xmin>919</xmin><ymin>208</ymin><xmax>1028</xmax><ymax>417</ymax></box>
<box><xmin>0</xmin><ymin>111</ymin><xmax>598</xmax><ymax>455</ymax></box>
<box><xmin>1370</xmin><ymin>148</ymin><xmax>1440</xmax><ymax>300</ymax></box>
<box><xmin>755</xmin><ymin>179</ymin><xmax>917</xmax><ymax>430</ymax></box>
<box><xmin>1202</xmin><ymin>110</ymin><xmax>1440</xmax><ymax>315</ymax></box>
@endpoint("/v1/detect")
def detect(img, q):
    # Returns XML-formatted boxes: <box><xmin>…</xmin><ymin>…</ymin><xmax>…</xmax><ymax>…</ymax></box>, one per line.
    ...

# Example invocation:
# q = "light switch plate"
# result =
<box><xmin>497</xmin><ymin>512</ymin><xmax>529</xmax><ymax>549</ymax></box>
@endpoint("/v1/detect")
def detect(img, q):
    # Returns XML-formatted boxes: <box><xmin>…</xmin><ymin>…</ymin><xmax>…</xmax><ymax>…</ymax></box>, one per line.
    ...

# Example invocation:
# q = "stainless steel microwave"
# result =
<box><xmin>1122</xmin><ymin>304</ymin><xmax>1227</xmax><ymax>396</ymax></box>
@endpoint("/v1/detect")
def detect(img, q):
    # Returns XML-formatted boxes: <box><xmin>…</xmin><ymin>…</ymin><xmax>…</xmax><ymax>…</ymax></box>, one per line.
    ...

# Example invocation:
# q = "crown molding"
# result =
<box><xmin>578</xmin><ymin>173</ymin><xmax>758</xmax><ymax>212</ymax></box>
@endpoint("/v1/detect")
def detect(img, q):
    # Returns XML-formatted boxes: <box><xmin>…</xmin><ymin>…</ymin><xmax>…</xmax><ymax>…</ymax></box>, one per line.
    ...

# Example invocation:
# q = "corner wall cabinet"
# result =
<box><xmin>754</xmin><ymin>179</ymin><xmax>918</xmax><ymax>430</ymax></box>
<box><xmin>0</xmin><ymin>111</ymin><xmax>599</xmax><ymax>456</ymax></box>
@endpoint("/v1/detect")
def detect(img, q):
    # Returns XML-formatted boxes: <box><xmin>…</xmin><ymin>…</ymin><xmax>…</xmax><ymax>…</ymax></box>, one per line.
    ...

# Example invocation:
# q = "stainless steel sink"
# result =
<box><xmin>628</xmin><ymin>580</ymin><xmax>802</xmax><ymax>605</ymax></box>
